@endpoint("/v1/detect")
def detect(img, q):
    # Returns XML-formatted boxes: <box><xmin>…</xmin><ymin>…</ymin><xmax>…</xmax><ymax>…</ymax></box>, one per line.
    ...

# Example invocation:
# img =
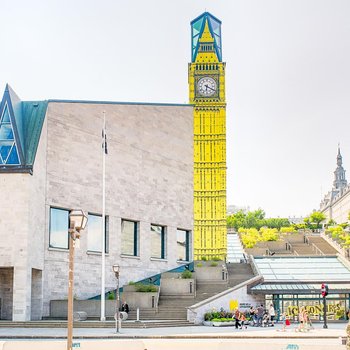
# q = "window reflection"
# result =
<box><xmin>177</xmin><ymin>229</ymin><xmax>190</xmax><ymax>261</ymax></box>
<box><xmin>151</xmin><ymin>224</ymin><xmax>166</xmax><ymax>259</ymax></box>
<box><xmin>121</xmin><ymin>220</ymin><xmax>138</xmax><ymax>256</ymax></box>
<box><xmin>87</xmin><ymin>214</ymin><xmax>108</xmax><ymax>253</ymax></box>
<box><xmin>49</xmin><ymin>208</ymin><xmax>69</xmax><ymax>249</ymax></box>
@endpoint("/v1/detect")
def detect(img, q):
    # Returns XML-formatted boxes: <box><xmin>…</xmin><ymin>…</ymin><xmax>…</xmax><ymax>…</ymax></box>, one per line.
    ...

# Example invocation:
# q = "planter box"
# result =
<box><xmin>212</xmin><ymin>321</ymin><xmax>235</xmax><ymax>327</ymax></box>
<box><xmin>121</xmin><ymin>285</ymin><xmax>159</xmax><ymax>309</ymax></box>
<box><xmin>160</xmin><ymin>273</ymin><xmax>195</xmax><ymax>296</ymax></box>
<box><xmin>195</xmin><ymin>262</ymin><xmax>227</xmax><ymax>283</ymax></box>
<box><xmin>50</xmin><ymin>300</ymin><xmax>117</xmax><ymax>318</ymax></box>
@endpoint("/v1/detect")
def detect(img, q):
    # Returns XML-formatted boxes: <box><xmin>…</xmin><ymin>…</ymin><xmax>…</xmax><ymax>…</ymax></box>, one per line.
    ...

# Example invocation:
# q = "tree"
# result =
<box><xmin>227</xmin><ymin>210</ymin><xmax>246</xmax><ymax>231</ymax></box>
<box><xmin>327</xmin><ymin>219</ymin><xmax>337</xmax><ymax>227</ymax></box>
<box><xmin>309</xmin><ymin>211</ymin><xmax>326</xmax><ymax>229</ymax></box>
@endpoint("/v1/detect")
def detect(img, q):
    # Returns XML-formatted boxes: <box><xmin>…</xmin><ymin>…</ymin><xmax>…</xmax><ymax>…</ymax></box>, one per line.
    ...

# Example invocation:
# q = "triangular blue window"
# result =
<box><xmin>0</xmin><ymin>104</ymin><xmax>20</xmax><ymax>165</ymax></box>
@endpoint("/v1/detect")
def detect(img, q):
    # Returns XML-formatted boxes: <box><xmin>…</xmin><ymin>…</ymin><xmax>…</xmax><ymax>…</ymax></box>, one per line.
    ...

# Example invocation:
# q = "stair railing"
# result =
<box><xmin>155</xmin><ymin>279</ymin><xmax>161</xmax><ymax>313</ymax></box>
<box><xmin>311</xmin><ymin>242</ymin><xmax>324</xmax><ymax>256</ymax></box>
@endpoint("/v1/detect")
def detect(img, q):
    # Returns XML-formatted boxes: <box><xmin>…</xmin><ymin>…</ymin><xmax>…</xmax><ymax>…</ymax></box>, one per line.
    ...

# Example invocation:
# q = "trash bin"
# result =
<box><xmin>73</xmin><ymin>311</ymin><xmax>87</xmax><ymax>321</ymax></box>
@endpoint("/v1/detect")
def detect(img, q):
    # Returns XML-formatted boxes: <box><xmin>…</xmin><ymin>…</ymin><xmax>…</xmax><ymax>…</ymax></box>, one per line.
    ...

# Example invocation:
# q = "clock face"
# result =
<box><xmin>197</xmin><ymin>77</ymin><xmax>217</xmax><ymax>97</ymax></box>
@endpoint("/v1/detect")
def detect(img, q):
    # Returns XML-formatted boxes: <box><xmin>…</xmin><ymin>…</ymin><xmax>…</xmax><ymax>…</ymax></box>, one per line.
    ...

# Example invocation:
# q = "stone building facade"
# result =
<box><xmin>0</xmin><ymin>85</ymin><xmax>193</xmax><ymax>321</ymax></box>
<box><xmin>320</xmin><ymin>147</ymin><xmax>350</xmax><ymax>223</ymax></box>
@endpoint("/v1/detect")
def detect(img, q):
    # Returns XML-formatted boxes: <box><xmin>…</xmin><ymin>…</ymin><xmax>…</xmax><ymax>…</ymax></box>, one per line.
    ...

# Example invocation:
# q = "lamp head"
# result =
<box><xmin>112</xmin><ymin>264</ymin><xmax>120</xmax><ymax>274</ymax></box>
<box><xmin>69</xmin><ymin>209</ymin><xmax>88</xmax><ymax>232</ymax></box>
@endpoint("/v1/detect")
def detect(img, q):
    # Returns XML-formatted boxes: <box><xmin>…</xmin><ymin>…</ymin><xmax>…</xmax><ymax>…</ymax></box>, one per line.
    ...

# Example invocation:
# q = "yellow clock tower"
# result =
<box><xmin>189</xmin><ymin>12</ymin><xmax>227</xmax><ymax>260</ymax></box>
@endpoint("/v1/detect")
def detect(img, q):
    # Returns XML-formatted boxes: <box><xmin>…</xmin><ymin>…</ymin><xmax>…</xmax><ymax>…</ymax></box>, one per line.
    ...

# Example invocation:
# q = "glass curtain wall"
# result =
<box><xmin>267</xmin><ymin>294</ymin><xmax>350</xmax><ymax>321</ymax></box>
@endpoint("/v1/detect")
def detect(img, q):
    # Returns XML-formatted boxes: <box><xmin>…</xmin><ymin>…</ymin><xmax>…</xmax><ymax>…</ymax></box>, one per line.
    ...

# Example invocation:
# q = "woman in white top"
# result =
<box><xmin>268</xmin><ymin>303</ymin><xmax>276</xmax><ymax>326</ymax></box>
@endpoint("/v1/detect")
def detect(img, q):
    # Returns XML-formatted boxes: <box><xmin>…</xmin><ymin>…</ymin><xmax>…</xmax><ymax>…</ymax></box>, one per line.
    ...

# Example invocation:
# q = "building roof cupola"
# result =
<box><xmin>333</xmin><ymin>145</ymin><xmax>347</xmax><ymax>190</ymax></box>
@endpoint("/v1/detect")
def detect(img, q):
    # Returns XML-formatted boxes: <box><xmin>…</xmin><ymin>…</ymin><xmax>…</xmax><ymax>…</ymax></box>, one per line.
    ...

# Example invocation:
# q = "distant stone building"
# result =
<box><xmin>320</xmin><ymin>147</ymin><xmax>350</xmax><ymax>223</ymax></box>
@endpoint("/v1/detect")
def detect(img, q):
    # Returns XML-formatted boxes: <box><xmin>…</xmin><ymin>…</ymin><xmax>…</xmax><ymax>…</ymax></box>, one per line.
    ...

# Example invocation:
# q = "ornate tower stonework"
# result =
<box><xmin>188</xmin><ymin>12</ymin><xmax>227</xmax><ymax>260</ymax></box>
<box><xmin>333</xmin><ymin>146</ymin><xmax>347</xmax><ymax>190</ymax></box>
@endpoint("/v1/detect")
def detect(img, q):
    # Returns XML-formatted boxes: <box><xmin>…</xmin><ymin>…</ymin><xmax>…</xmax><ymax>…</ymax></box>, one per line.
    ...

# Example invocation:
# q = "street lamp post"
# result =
<box><xmin>67</xmin><ymin>209</ymin><xmax>88</xmax><ymax>350</ymax></box>
<box><xmin>112</xmin><ymin>264</ymin><xmax>120</xmax><ymax>333</ymax></box>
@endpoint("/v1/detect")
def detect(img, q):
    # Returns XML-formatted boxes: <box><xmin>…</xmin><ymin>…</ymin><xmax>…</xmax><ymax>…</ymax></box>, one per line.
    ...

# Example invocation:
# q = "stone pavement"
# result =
<box><xmin>0</xmin><ymin>322</ymin><xmax>347</xmax><ymax>350</ymax></box>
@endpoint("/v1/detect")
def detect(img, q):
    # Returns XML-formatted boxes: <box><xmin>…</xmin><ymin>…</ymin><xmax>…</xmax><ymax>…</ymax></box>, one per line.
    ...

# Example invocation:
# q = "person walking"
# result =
<box><xmin>296</xmin><ymin>307</ymin><xmax>306</xmax><ymax>332</ymax></box>
<box><xmin>233</xmin><ymin>309</ymin><xmax>242</xmax><ymax>329</ymax></box>
<box><xmin>257</xmin><ymin>304</ymin><xmax>264</xmax><ymax>327</ymax></box>
<box><xmin>269</xmin><ymin>303</ymin><xmax>276</xmax><ymax>326</ymax></box>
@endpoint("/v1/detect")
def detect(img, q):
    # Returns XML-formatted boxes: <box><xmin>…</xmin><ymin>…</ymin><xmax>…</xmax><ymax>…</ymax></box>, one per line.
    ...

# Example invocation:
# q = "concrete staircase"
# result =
<box><xmin>290</xmin><ymin>243</ymin><xmax>315</xmax><ymax>255</ymax></box>
<box><xmin>227</xmin><ymin>263</ymin><xmax>255</xmax><ymax>288</ymax></box>
<box><xmin>152</xmin><ymin>281</ymin><xmax>229</xmax><ymax>322</ymax></box>
<box><xmin>227</xmin><ymin>233</ymin><xmax>245</xmax><ymax>263</ymax></box>
<box><xmin>307</xmin><ymin>236</ymin><xmax>338</xmax><ymax>255</ymax></box>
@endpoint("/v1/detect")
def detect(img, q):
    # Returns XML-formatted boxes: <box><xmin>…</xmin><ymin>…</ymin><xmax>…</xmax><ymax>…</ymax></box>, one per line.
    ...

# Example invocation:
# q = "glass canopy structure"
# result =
<box><xmin>191</xmin><ymin>12</ymin><xmax>222</xmax><ymax>62</ymax></box>
<box><xmin>253</xmin><ymin>256</ymin><xmax>350</xmax><ymax>282</ymax></box>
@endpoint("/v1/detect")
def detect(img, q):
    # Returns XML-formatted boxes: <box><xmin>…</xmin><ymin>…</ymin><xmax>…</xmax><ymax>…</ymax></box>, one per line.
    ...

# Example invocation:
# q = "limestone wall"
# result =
<box><xmin>42</xmin><ymin>102</ymin><xmax>193</xmax><ymax>316</ymax></box>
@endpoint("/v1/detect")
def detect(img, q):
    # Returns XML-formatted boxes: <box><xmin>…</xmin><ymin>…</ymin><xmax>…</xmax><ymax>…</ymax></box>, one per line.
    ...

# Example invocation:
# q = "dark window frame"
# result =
<box><xmin>121</xmin><ymin>219</ymin><xmax>139</xmax><ymax>257</ymax></box>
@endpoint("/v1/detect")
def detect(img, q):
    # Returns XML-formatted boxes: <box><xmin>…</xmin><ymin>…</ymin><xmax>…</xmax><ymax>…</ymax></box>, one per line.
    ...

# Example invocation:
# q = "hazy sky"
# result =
<box><xmin>1</xmin><ymin>0</ymin><xmax>350</xmax><ymax>218</ymax></box>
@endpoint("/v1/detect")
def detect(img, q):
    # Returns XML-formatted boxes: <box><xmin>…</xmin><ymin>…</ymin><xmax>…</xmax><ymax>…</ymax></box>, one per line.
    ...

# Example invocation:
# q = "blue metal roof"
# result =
<box><xmin>0</xmin><ymin>85</ymin><xmax>47</xmax><ymax>173</ymax></box>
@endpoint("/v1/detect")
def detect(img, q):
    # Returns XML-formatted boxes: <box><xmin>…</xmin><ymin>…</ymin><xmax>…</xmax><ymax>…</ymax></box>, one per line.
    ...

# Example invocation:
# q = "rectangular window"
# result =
<box><xmin>121</xmin><ymin>220</ymin><xmax>139</xmax><ymax>256</ymax></box>
<box><xmin>87</xmin><ymin>214</ymin><xmax>109</xmax><ymax>253</ymax></box>
<box><xmin>151</xmin><ymin>224</ymin><xmax>166</xmax><ymax>259</ymax></box>
<box><xmin>177</xmin><ymin>229</ymin><xmax>190</xmax><ymax>261</ymax></box>
<box><xmin>49</xmin><ymin>207</ymin><xmax>69</xmax><ymax>249</ymax></box>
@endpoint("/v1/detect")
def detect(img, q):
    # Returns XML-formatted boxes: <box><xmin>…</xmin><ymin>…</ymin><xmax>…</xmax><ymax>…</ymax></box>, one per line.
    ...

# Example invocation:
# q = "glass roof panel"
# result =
<box><xmin>6</xmin><ymin>144</ymin><xmax>19</xmax><ymax>164</ymax></box>
<box><xmin>254</xmin><ymin>256</ymin><xmax>350</xmax><ymax>282</ymax></box>
<box><xmin>1</xmin><ymin>106</ymin><xmax>10</xmax><ymax>123</ymax></box>
<box><xmin>0</xmin><ymin>124</ymin><xmax>14</xmax><ymax>140</ymax></box>
<box><xmin>0</xmin><ymin>142</ymin><xmax>12</xmax><ymax>161</ymax></box>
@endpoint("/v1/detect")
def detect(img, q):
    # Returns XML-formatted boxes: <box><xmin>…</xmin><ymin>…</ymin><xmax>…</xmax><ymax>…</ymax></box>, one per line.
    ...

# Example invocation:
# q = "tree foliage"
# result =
<box><xmin>227</xmin><ymin>209</ymin><xmax>290</xmax><ymax>231</ymax></box>
<box><xmin>309</xmin><ymin>211</ymin><xmax>326</xmax><ymax>228</ymax></box>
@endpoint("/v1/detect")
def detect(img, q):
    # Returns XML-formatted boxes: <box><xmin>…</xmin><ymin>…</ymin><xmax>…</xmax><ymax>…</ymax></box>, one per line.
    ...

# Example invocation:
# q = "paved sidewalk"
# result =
<box><xmin>0</xmin><ymin>322</ymin><xmax>347</xmax><ymax>339</ymax></box>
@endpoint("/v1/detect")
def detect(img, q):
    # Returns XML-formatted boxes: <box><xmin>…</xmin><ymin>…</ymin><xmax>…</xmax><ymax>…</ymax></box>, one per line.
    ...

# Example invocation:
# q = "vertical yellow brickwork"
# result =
<box><xmin>189</xmin><ymin>14</ymin><xmax>227</xmax><ymax>260</ymax></box>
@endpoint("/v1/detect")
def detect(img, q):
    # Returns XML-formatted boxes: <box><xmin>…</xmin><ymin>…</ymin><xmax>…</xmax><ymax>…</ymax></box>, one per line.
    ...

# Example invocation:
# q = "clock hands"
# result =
<box><xmin>205</xmin><ymin>84</ymin><xmax>216</xmax><ymax>92</ymax></box>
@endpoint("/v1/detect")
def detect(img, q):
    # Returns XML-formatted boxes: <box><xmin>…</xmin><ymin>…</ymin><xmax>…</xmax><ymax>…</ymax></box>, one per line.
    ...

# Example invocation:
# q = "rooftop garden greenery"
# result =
<box><xmin>227</xmin><ymin>209</ymin><xmax>291</xmax><ymax>231</ymax></box>
<box><xmin>239</xmin><ymin>227</ymin><xmax>281</xmax><ymax>248</ymax></box>
<box><xmin>325</xmin><ymin>225</ymin><xmax>350</xmax><ymax>248</ymax></box>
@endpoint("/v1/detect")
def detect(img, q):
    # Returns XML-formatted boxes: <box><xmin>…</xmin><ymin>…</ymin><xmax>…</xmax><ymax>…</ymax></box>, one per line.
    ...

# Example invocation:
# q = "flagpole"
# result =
<box><xmin>101</xmin><ymin>111</ymin><xmax>106</xmax><ymax>321</ymax></box>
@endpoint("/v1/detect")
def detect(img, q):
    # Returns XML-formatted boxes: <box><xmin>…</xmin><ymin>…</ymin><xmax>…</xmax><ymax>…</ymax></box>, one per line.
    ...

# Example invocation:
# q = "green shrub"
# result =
<box><xmin>107</xmin><ymin>291</ymin><xmax>115</xmax><ymax>300</ymax></box>
<box><xmin>135</xmin><ymin>284</ymin><xmax>157</xmax><ymax>292</ymax></box>
<box><xmin>201</xmin><ymin>256</ymin><xmax>207</xmax><ymax>261</ymax></box>
<box><xmin>204</xmin><ymin>312</ymin><xmax>214</xmax><ymax>321</ymax></box>
<box><xmin>212</xmin><ymin>256</ymin><xmax>221</xmax><ymax>261</ymax></box>
<box><xmin>210</xmin><ymin>262</ymin><xmax>218</xmax><ymax>267</ymax></box>
<box><xmin>196</xmin><ymin>263</ymin><xmax>203</xmax><ymax>267</ymax></box>
<box><xmin>128</xmin><ymin>281</ymin><xmax>136</xmax><ymax>285</ymax></box>
<box><xmin>261</xmin><ymin>228</ymin><xmax>278</xmax><ymax>241</ymax></box>
<box><xmin>181</xmin><ymin>270</ymin><xmax>193</xmax><ymax>279</ymax></box>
